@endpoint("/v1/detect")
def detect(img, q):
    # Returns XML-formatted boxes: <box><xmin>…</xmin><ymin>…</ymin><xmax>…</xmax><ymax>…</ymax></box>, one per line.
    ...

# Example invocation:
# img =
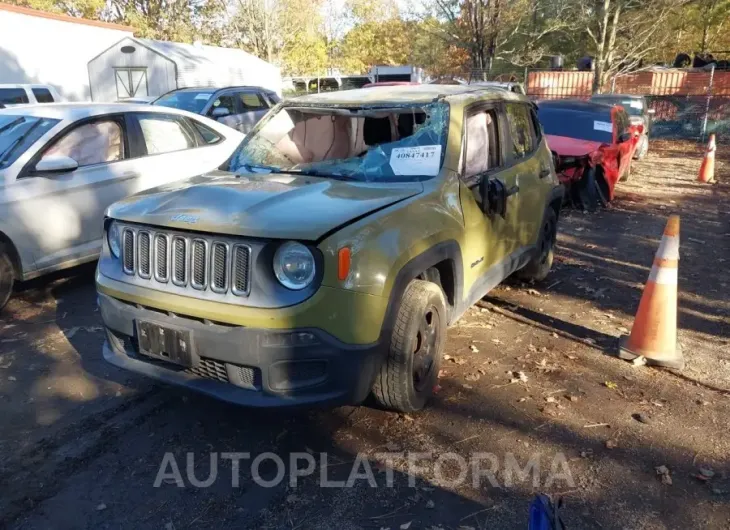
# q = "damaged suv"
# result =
<box><xmin>96</xmin><ymin>85</ymin><xmax>563</xmax><ymax>411</ymax></box>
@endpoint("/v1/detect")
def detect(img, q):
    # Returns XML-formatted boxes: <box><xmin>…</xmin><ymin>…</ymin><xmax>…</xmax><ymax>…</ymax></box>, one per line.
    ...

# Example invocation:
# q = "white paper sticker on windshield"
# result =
<box><xmin>594</xmin><ymin>121</ymin><xmax>613</xmax><ymax>133</ymax></box>
<box><xmin>627</xmin><ymin>100</ymin><xmax>642</xmax><ymax>109</ymax></box>
<box><xmin>195</xmin><ymin>93</ymin><xmax>213</xmax><ymax>100</ymax></box>
<box><xmin>390</xmin><ymin>145</ymin><xmax>442</xmax><ymax>176</ymax></box>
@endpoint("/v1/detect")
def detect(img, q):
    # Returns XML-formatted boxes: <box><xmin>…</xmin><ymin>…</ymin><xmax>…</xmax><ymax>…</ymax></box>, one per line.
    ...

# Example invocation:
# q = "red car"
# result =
<box><xmin>537</xmin><ymin>99</ymin><xmax>642</xmax><ymax>209</ymax></box>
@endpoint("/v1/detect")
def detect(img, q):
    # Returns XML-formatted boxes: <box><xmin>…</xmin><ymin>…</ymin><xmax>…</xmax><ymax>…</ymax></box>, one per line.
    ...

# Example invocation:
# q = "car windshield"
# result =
<box><xmin>593</xmin><ymin>96</ymin><xmax>644</xmax><ymax>117</ymax></box>
<box><xmin>228</xmin><ymin>102</ymin><xmax>450</xmax><ymax>182</ymax></box>
<box><xmin>154</xmin><ymin>90</ymin><xmax>214</xmax><ymax>114</ymax></box>
<box><xmin>0</xmin><ymin>115</ymin><xmax>59</xmax><ymax>169</ymax></box>
<box><xmin>538</xmin><ymin>108</ymin><xmax>613</xmax><ymax>144</ymax></box>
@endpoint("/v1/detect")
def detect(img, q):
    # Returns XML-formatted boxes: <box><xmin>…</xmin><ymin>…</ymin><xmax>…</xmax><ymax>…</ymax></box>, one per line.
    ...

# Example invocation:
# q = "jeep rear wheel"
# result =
<box><xmin>516</xmin><ymin>208</ymin><xmax>557</xmax><ymax>283</ymax></box>
<box><xmin>372</xmin><ymin>279</ymin><xmax>446</xmax><ymax>412</ymax></box>
<box><xmin>0</xmin><ymin>244</ymin><xmax>15</xmax><ymax>312</ymax></box>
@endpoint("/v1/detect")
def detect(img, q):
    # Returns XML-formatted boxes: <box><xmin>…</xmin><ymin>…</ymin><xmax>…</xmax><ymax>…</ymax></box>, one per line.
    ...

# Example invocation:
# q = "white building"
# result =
<box><xmin>87</xmin><ymin>37</ymin><xmax>282</xmax><ymax>102</ymax></box>
<box><xmin>0</xmin><ymin>3</ymin><xmax>133</xmax><ymax>101</ymax></box>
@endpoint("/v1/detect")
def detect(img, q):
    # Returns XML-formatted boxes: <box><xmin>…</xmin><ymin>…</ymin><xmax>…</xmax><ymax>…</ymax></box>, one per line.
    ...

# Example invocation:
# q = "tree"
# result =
<box><xmin>576</xmin><ymin>0</ymin><xmax>690</xmax><ymax>93</ymax></box>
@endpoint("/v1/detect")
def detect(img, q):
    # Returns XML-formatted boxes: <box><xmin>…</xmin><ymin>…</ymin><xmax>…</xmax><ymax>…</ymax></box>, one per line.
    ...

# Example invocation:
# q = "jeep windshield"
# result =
<box><xmin>228</xmin><ymin>102</ymin><xmax>449</xmax><ymax>182</ymax></box>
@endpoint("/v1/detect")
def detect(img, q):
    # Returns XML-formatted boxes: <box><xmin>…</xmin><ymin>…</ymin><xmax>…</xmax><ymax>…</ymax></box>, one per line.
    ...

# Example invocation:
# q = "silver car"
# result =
<box><xmin>0</xmin><ymin>103</ymin><xmax>243</xmax><ymax>310</ymax></box>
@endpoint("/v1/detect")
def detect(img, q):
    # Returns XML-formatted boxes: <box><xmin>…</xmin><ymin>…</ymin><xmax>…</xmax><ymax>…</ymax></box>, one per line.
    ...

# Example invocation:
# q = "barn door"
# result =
<box><xmin>114</xmin><ymin>68</ymin><xmax>149</xmax><ymax>100</ymax></box>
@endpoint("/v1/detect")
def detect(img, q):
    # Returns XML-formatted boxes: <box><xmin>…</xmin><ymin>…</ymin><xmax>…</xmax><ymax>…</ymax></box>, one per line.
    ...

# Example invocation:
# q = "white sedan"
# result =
<box><xmin>0</xmin><ymin>103</ymin><xmax>243</xmax><ymax>309</ymax></box>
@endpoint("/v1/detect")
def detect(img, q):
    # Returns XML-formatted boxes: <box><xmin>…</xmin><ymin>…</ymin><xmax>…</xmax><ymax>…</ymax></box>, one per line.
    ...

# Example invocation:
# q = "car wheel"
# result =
<box><xmin>372</xmin><ymin>279</ymin><xmax>446</xmax><ymax>412</ymax></box>
<box><xmin>574</xmin><ymin>167</ymin><xmax>599</xmax><ymax>212</ymax></box>
<box><xmin>594</xmin><ymin>172</ymin><xmax>611</xmax><ymax>208</ymax></box>
<box><xmin>634</xmin><ymin>135</ymin><xmax>649</xmax><ymax>160</ymax></box>
<box><xmin>0</xmin><ymin>243</ymin><xmax>15</xmax><ymax>312</ymax></box>
<box><xmin>517</xmin><ymin>208</ymin><xmax>558</xmax><ymax>282</ymax></box>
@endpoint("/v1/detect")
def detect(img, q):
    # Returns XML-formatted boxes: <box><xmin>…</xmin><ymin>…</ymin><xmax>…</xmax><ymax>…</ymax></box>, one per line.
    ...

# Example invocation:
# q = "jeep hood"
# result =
<box><xmin>107</xmin><ymin>171</ymin><xmax>423</xmax><ymax>240</ymax></box>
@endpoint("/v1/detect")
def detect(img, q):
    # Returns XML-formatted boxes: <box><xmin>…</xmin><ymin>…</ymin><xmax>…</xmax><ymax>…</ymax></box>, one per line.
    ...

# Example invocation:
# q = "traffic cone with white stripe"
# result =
<box><xmin>698</xmin><ymin>134</ymin><xmax>716</xmax><ymax>183</ymax></box>
<box><xmin>617</xmin><ymin>215</ymin><xmax>684</xmax><ymax>369</ymax></box>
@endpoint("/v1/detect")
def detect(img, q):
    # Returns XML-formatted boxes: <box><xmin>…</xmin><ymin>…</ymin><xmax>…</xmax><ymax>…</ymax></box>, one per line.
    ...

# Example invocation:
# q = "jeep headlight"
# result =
<box><xmin>273</xmin><ymin>241</ymin><xmax>315</xmax><ymax>290</ymax></box>
<box><xmin>107</xmin><ymin>220</ymin><xmax>121</xmax><ymax>259</ymax></box>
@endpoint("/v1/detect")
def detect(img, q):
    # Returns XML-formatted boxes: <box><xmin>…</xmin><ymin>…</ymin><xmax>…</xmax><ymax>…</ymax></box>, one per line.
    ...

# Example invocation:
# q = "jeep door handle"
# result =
<box><xmin>539</xmin><ymin>169</ymin><xmax>551</xmax><ymax>178</ymax></box>
<box><xmin>505</xmin><ymin>185</ymin><xmax>519</xmax><ymax>197</ymax></box>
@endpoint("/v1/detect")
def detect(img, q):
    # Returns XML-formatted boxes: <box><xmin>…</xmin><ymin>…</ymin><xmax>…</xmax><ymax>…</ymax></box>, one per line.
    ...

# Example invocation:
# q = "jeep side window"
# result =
<box><xmin>463</xmin><ymin>109</ymin><xmax>500</xmax><ymax>178</ymax></box>
<box><xmin>529</xmin><ymin>107</ymin><xmax>542</xmax><ymax>144</ymax></box>
<box><xmin>505</xmin><ymin>103</ymin><xmax>534</xmax><ymax>159</ymax></box>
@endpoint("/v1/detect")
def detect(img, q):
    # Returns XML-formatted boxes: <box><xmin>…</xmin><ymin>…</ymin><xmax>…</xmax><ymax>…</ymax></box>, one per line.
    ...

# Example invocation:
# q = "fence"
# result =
<box><xmin>525</xmin><ymin>67</ymin><xmax>730</xmax><ymax>142</ymax></box>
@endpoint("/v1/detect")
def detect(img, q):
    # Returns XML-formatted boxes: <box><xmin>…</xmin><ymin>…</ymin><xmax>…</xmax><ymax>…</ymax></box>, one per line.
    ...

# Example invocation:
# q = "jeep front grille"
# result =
<box><xmin>121</xmin><ymin>226</ymin><xmax>251</xmax><ymax>297</ymax></box>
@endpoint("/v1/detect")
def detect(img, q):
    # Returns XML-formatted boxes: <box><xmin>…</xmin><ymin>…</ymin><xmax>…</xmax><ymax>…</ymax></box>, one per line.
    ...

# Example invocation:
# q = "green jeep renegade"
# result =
<box><xmin>96</xmin><ymin>85</ymin><xmax>563</xmax><ymax>411</ymax></box>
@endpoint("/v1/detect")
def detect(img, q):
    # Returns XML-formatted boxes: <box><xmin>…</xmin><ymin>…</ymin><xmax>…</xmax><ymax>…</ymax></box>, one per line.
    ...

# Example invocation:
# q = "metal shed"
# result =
<box><xmin>87</xmin><ymin>37</ymin><xmax>282</xmax><ymax>102</ymax></box>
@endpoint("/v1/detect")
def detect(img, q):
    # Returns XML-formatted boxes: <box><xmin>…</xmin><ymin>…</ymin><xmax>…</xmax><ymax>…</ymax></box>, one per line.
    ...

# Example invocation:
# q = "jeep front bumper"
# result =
<box><xmin>99</xmin><ymin>293</ymin><xmax>385</xmax><ymax>407</ymax></box>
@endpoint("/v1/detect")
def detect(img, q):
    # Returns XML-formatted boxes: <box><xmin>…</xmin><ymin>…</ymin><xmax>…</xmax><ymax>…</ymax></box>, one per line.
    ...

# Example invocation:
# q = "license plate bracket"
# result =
<box><xmin>136</xmin><ymin>320</ymin><xmax>194</xmax><ymax>367</ymax></box>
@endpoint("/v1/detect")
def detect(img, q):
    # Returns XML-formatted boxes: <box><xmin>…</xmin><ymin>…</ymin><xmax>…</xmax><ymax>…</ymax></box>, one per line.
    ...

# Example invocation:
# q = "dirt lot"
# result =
<box><xmin>0</xmin><ymin>140</ymin><xmax>728</xmax><ymax>530</ymax></box>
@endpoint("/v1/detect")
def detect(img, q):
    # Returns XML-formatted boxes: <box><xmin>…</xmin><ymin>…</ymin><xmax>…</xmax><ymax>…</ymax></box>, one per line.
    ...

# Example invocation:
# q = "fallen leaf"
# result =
<box><xmin>470</xmin><ymin>344</ymin><xmax>480</xmax><ymax>353</ymax></box>
<box><xmin>604</xmin><ymin>381</ymin><xmax>618</xmax><ymax>390</ymax></box>
<box><xmin>64</xmin><ymin>326</ymin><xmax>80</xmax><ymax>339</ymax></box>
<box><xmin>510</xmin><ymin>371</ymin><xmax>529</xmax><ymax>384</ymax></box>
<box><xmin>443</xmin><ymin>354</ymin><xmax>452</xmax><ymax>361</ymax></box>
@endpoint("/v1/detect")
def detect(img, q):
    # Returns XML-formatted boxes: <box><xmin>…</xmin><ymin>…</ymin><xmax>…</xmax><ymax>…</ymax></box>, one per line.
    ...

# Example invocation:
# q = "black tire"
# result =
<box><xmin>517</xmin><ymin>208</ymin><xmax>558</xmax><ymax>282</ymax></box>
<box><xmin>372</xmin><ymin>279</ymin><xmax>446</xmax><ymax>412</ymax></box>
<box><xmin>634</xmin><ymin>135</ymin><xmax>649</xmax><ymax>160</ymax></box>
<box><xmin>594</xmin><ymin>171</ymin><xmax>610</xmax><ymax>208</ymax></box>
<box><xmin>0</xmin><ymin>243</ymin><xmax>15</xmax><ymax>312</ymax></box>
<box><xmin>574</xmin><ymin>167</ymin><xmax>599</xmax><ymax>212</ymax></box>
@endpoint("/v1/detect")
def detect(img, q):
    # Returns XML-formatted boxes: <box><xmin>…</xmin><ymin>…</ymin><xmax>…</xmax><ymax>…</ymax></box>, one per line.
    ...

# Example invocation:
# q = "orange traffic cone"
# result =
<box><xmin>698</xmin><ymin>134</ymin><xmax>716</xmax><ymax>183</ymax></box>
<box><xmin>617</xmin><ymin>215</ymin><xmax>684</xmax><ymax>369</ymax></box>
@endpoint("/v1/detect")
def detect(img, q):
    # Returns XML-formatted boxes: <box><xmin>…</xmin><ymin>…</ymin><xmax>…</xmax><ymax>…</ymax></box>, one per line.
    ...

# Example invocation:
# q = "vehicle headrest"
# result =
<box><xmin>363</xmin><ymin>117</ymin><xmax>391</xmax><ymax>146</ymax></box>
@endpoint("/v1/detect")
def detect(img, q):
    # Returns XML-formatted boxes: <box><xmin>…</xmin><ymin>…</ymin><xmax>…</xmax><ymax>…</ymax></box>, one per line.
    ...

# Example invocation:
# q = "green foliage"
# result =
<box><xmin>8</xmin><ymin>0</ymin><xmax>730</xmax><ymax>80</ymax></box>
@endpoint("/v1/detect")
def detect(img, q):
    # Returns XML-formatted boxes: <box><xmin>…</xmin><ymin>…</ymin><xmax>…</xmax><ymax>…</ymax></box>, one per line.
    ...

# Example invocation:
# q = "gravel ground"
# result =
<box><xmin>0</xmin><ymin>139</ymin><xmax>728</xmax><ymax>530</ymax></box>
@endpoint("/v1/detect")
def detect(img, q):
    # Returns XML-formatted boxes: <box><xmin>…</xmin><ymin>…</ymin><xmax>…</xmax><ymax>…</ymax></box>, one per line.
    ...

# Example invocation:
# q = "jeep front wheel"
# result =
<box><xmin>0</xmin><ymin>243</ymin><xmax>15</xmax><ymax>311</ymax></box>
<box><xmin>372</xmin><ymin>279</ymin><xmax>446</xmax><ymax>412</ymax></box>
<box><xmin>517</xmin><ymin>208</ymin><xmax>558</xmax><ymax>283</ymax></box>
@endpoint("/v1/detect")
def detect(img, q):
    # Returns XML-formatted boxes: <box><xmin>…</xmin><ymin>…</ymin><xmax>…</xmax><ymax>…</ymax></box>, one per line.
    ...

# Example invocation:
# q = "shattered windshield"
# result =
<box><xmin>228</xmin><ymin>102</ymin><xmax>449</xmax><ymax>181</ymax></box>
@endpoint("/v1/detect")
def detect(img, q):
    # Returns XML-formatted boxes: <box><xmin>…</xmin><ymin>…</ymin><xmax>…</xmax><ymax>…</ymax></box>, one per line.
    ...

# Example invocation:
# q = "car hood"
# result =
<box><xmin>107</xmin><ymin>171</ymin><xmax>424</xmax><ymax>241</ymax></box>
<box><xmin>545</xmin><ymin>134</ymin><xmax>604</xmax><ymax>157</ymax></box>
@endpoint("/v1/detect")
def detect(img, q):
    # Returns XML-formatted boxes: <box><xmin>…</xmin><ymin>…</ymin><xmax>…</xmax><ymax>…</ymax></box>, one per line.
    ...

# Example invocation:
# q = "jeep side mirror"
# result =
<box><xmin>480</xmin><ymin>178</ymin><xmax>518</xmax><ymax>218</ymax></box>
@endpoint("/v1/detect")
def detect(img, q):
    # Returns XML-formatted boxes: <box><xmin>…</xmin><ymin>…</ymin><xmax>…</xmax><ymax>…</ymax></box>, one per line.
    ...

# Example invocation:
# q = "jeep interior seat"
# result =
<box><xmin>363</xmin><ymin>117</ymin><xmax>392</xmax><ymax>146</ymax></box>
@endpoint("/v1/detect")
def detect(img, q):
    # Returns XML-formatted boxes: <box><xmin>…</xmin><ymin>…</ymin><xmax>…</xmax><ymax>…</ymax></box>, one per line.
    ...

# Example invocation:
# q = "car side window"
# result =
<box><xmin>138</xmin><ymin>114</ymin><xmax>196</xmax><ymax>155</ymax></box>
<box><xmin>188</xmin><ymin>118</ymin><xmax>222</xmax><ymax>145</ymax></box>
<box><xmin>238</xmin><ymin>92</ymin><xmax>269</xmax><ymax>112</ymax></box>
<box><xmin>32</xmin><ymin>88</ymin><xmax>54</xmax><ymax>103</ymax></box>
<box><xmin>0</xmin><ymin>88</ymin><xmax>29</xmax><ymax>105</ymax></box>
<box><xmin>42</xmin><ymin>120</ymin><xmax>123</xmax><ymax>167</ymax></box>
<box><xmin>505</xmin><ymin>103</ymin><xmax>534</xmax><ymax>159</ymax></box>
<box><xmin>209</xmin><ymin>95</ymin><xmax>237</xmax><ymax>117</ymax></box>
<box><xmin>463</xmin><ymin>108</ymin><xmax>500</xmax><ymax>179</ymax></box>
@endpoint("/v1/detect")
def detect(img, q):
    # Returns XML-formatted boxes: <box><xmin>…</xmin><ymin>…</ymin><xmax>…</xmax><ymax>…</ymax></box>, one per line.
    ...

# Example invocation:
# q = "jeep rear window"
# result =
<box><xmin>0</xmin><ymin>115</ymin><xmax>59</xmax><ymax>169</ymax></box>
<box><xmin>229</xmin><ymin>102</ymin><xmax>450</xmax><ymax>182</ymax></box>
<box><xmin>537</xmin><ymin>108</ymin><xmax>613</xmax><ymax>144</ymax></box>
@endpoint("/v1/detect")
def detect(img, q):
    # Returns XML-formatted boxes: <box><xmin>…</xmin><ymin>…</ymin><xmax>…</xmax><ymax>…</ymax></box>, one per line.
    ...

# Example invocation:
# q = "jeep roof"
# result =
<box><xmin>290</xmin><ymin>84</ymin><xmax>528</xmax><ymax>106</ymax></box>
